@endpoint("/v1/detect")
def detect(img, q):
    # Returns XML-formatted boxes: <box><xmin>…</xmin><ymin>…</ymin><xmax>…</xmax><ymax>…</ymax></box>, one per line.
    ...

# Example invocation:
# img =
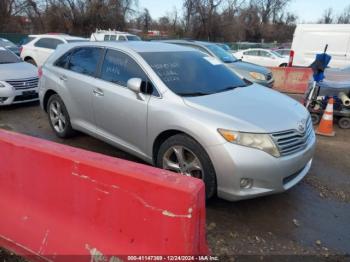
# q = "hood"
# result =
<box><xmin>0</xmin><ymin>62</ymin><xmax>37</xmax><ymax>80</ymax></box>
<box><xmin>228</xmin><ymin>61</ymin><xmax>271</xmax><ymax>75</ymax></box>
<box><xmin>183</xmin><ymin>84</ymin><xmax>309</xmax><ymax>133</ymax></box>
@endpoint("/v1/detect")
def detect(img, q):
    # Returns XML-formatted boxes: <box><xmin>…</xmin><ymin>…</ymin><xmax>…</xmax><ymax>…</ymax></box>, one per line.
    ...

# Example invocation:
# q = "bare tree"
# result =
<box><xmin>319</xmin><ymin>7</ymin><xmax>334</xmax><ymax>24</ymax></box>
<box><xmin>337</xmin><ymin>5</ymin><xmax>350</xmax><ymax>23</ymax></box>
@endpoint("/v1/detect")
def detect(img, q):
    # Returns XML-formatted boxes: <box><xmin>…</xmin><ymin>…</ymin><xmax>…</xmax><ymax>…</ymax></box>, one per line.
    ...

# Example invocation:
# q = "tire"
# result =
<box><xmin>338</xmin><ymin>117</ymin><xmax>350</xmax><ymax>129</ymax></box>
<box><xmin>156</xmin><ymin>134</ymin><xmax>217</xmax><ymax>199</ymax></box>
<box><xmin>279</xmin><ymin>63</ymin><xmax>288</xmax><ymax>67</ymax></box>
<box><xmin>311</xmin><ymin>113</ymin><xmax>321</xmax><ymax>125</ymax></box>
<box><xmin>47</xmin><ymin>94</ymin><xmax>76</xmax><ymax>138</ymax></box>
<box><xmin>25</xmin><ymin>58</ymin><xmax>37</xmax><ymax>66</ymax></box>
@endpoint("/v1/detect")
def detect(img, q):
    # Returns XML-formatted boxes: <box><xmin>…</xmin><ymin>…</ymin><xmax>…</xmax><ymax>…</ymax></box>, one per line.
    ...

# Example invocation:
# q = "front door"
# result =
<box><xmin>92</xmin><ymin>49</ymin><xmax>151</xmax><ymax>157</ymax></box>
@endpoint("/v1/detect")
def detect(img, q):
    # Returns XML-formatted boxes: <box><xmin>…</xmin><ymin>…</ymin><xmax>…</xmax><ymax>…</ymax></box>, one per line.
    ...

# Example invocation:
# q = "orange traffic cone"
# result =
<box><xmin>316</xmin><ymin>98</ymin><xmax>335</xmax><ymax>137</ymax></box>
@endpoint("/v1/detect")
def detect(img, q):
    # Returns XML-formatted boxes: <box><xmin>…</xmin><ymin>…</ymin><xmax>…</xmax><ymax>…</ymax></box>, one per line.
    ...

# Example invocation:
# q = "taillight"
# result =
<box><xmin>38</xmin><ymin>66</ymin><xmax>43</xmax><ymax>78</ymax></box>
<box><xmin>288</xmin><ymin>50</ymin><xmax>294</xmax><ymax>67</ymax></box>
<box><xmin>19</xmin><ymin>46</ymin><xmax>23</xmax><ymax>55</ymax></box>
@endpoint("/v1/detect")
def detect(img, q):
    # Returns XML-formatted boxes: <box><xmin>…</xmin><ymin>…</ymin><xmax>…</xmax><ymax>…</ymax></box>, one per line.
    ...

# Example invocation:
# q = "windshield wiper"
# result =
<box><xmin>219</xmin><ymin>85</ymin><xmax>246</xmax><ymax>93</ymax></box>
<box><xmin>178</xmin><ymin>92</ymin><xmax>210</xmax><ymax>97</ymax></box>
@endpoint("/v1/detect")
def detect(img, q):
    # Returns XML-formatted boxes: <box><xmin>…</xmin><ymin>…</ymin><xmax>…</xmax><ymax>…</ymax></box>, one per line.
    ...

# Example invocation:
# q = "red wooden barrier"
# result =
<box><xmin>0</xmin><ymin>129</ymin><xmax>208</xmax><ymax>261</ymax></box>
<box><xmin>270</xmin><ymin>67</ymin><xmax>313</xmax><ymax>94</ymax></box>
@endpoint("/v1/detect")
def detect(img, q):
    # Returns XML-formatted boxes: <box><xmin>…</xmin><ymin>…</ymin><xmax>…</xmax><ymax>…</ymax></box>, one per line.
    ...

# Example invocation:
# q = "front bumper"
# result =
<box><xmin>0</xmin><ymin>86</ymin><xmax>38</xmax><ymax>105</ymax></box>
<box><xmin>207</xmin><ymin>131</ymin><xmax>316</xmax><ymax>201</ymax></box>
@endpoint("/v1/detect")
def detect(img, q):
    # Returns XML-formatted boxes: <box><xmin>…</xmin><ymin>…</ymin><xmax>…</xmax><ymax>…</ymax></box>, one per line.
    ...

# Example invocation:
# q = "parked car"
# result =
<box><xmin>290</xmin><ymin>24</ymin><xmax>350</xmax><ymax>68</ymax></box>
<box><xmin>39</xmin><ymin>41</ymin><xmax>316</xmax><ymax>201</ymax></box>
<box><xmin>274</xmin><ymin>48</ymin><xmax>291</xmax><ymax>58</ymax></box>
<box><xmin>20</xmin><ymin>34</ymin><xmax>88</xmax><ymax>66</ymax></box>
<box><xmin>90</xmin><ymin>29</ymin><xmax>141</xmax><ymax>41</ymax></box>
<box><xmin>162</xmin><ymin>40</ymin><xmax>274</xmax><ymax>87</ymax></box>
<box><xmin>0</xmin><ymin>38</ymin><xmax>20</xmax><ymax>56</ymax></box>
<box><xmin>235</xmin><ymin>48</ymin><xmax>289</xmax><ymax>67</ymax></box>
<box><xmin>0</xmin><ymin>47</ymin><xmax>39</xmax><ymax>105</ymax></box>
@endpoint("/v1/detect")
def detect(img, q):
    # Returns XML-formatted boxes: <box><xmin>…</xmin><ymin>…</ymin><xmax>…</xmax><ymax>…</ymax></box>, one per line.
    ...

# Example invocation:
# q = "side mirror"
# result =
<box><xmin>127</xmin><ymin>78</ymin><xmax>142</xmax><ymax>93</ymax></box>
<box><xmin>127</xmin><ymin>78</ymin><xmax>145</xmax><ymax>100</ymax></box>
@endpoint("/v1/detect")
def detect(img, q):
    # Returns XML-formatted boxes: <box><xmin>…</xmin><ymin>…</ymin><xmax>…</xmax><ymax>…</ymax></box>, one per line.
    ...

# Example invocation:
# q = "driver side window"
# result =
<box><xmin>99</xmin><ymin>49</ymin><xmax>157</xmax><ymax>95</ymax></box>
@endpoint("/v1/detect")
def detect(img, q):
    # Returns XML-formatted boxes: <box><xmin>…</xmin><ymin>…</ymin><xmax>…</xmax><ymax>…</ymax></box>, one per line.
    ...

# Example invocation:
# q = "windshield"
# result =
<box><xmin>0</xmin><ymin>38</ymin><xmax>16</xmax><ymax>48</ymax></box>
<box><xmin>0</xmin><ymin>48</ymin><xmax>21</xmax><ymax>64</ymax></box>
<box><xmin>205</xmin><ymin>44</ymin><xmax>237</xmax><ymax>63</ymax></box>
<box><xmin>126</xmin><ymin>35</ymin><xmax>141</xmax><ymax>41</ymax></box>
<box><xmin>140</xmin><ymin>51</ymin><xmax>247</xmax><ymax>96</ymax></box>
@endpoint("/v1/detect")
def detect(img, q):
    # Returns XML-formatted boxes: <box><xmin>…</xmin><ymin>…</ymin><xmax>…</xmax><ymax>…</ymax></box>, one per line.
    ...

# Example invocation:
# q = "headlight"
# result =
<box><xmin>218</xmin><ymin>129</ymin><xmax>280</xmax><ymax>157</ymax></box>
<box><xmin>0</xmin><ymin>81</ymin><xmax>6</xmax><ymax>88</ymax></box>
<box><xmin>249</xmin><ymin>72</ymin><xmax>266</xmax><ymax>81</ymax></box>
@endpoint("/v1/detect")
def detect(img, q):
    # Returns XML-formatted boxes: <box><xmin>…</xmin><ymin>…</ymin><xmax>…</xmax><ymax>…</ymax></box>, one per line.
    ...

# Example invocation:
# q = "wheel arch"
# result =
<box><xmin>43</xmin><ymin>89</ymin><xmax>58</xmax><ymax>112</ymax></box>
<box><xmin>152</xmin><ymin>129</ymin><xmax>206</xmax><ymax>165</ymax></box>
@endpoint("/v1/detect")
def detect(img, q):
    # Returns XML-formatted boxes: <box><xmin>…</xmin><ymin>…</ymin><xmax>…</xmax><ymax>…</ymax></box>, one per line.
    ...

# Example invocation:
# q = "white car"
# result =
<box><xmin>90</xmin><ymin>29</ymin><xmax>141</xmax><ymax>42</ymax></box>
<box><xmin>20</xmin><ymin>34</ymin><xmax>87</xmax><ymax>67</ymax></box>
<box><xmin>0</xmin><ymin>47</ymin><xmax>39</xmax><ymax>105</ymax></box>
<box><xmin>235</xmin><ymin>48</ymin><xmax>289</xmax><ymax>67</ymax></box>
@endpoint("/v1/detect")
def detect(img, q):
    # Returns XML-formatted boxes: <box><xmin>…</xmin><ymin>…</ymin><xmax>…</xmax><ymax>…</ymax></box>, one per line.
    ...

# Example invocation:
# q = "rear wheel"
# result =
<box><xmin>47</xmin><ymin>94</ymin><xmax>76</xmax><ymax>138</ymax></box>
<box><xmin>279</xmin><ymin>63</ymin><xmax>288</xmax><ymax>67</ymax></box>
<box><xmin>156</xmin><ymin>134</ymin><xmax>217</xmax><ymax>199</ymax></box>
<box><xmin>338</xmin><ymin>117</ymin><xmax>350</xmax><ymax>129</ymax></box>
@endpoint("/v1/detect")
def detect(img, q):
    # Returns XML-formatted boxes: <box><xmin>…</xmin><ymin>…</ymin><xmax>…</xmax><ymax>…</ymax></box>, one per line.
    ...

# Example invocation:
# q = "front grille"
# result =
<box><xmin>6</xmin><ymin>77</ymin><xmax>39</xmax><ymax>90</ymax></box>
<box><xmin>266</xmin><ymin>73</ymin><xmax>273</xmax><ymax>81</ymax></box>
<box><xmin>13</xmin><ymin>93</ymin><xmax>38</xmax><ymax>102</ymax></box>
<box><xmin>271</xmin><ymin>117</ymin><xmax>314</xmax><ymax>156</ymax></box>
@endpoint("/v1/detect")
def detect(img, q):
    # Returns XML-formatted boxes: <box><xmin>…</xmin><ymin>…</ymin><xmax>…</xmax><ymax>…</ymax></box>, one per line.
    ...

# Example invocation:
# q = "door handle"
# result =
<box><xmin>59</xmin><ymin>75</ymin><xmax>67</xmax><ymax>81</ymax></box>
<box><xmin>93</xmin><ymin>88</ymin><xmax>104</xmax><ymax>96</ymax></box>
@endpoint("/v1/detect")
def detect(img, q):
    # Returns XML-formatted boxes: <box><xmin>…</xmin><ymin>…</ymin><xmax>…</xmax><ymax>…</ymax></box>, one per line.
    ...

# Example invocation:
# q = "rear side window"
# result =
<box><xmin>100</xmin><ymin>49</ymin><xmax>147</xmax><ymax>87</ymax></box>
<box><xmin>67</xmin><ymin>47</ymin><xmax>101</xmax><ymax>77</ymax></box>
<box><xmin>244</xmin><ymin>50</ymin><xmax>259</xmax><ymax>56</ymax></box>
<box><xmin>34</xmin><ymin>38</ymin><xmax>63</xmax><ymax>49</ymax></box>
<box><xmin>118</xmin><ymin>36</ymin><xmax>127</xmax><ymax>41</ymax></box>
<box><xmin>104</xmin><ymin>35</ymin><xmax>110</xmax><ymax>41</ymax></box>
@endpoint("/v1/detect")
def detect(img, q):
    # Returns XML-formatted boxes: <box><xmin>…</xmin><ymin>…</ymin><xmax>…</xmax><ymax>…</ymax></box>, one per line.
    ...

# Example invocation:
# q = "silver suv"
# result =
<box><xmin>39</xmin><ymin>42</ymin><xmax>316</xmax><ymax>201</ymax></box>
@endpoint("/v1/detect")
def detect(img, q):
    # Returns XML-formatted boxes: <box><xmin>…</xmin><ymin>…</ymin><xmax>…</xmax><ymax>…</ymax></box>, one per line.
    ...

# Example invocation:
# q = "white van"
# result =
<box><xmin>90</xmin><ymin>29</ymin><xmax>141</xmax><ymax>42</ymax></box>
<box><xmin>290</xmin><ymin>24</ymin><xmax>350</xmax><ymax>68</ymax></box>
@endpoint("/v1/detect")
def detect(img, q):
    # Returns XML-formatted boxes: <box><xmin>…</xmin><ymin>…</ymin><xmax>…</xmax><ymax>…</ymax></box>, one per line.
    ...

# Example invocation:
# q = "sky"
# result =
<box><xmin>137</xmin><ymin>0</ymin><xmax>350</xmax><ymax>23</ymax></box>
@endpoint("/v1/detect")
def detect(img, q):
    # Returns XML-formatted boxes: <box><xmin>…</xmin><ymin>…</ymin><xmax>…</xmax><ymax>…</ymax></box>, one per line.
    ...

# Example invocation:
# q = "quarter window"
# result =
<box><xmin>55</xmin><ymin>51</ymin><xmax>72</xmax><ymax>68</ymax></box>
<box><xmin>67</xmin><ymin>47</ymin><xmax>101</xmax><ymax>77</ymax></box>
<box><xmin>34</xmin><ymin>38</ymin><xmax>63</xmax><ymax>49</ymax></box>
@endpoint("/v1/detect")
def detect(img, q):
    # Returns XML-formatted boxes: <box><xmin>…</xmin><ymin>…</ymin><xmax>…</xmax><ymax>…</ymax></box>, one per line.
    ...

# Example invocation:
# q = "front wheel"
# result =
<box><xmin>156</xmin><ymin>134</ymin><xmax>217</xmax><ymax>199</ymax></box>
<box><xmin>47</xmin><ymin>94</ymin><xmax>76</xmax><ymax>138</ymax></box>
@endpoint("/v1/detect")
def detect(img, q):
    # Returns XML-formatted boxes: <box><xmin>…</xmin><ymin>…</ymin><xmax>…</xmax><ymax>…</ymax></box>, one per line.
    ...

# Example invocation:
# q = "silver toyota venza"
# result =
<box><xmin>39</xmin><ymin>42</ymin><xmax>316</xmax><ymax>201</ymax></box>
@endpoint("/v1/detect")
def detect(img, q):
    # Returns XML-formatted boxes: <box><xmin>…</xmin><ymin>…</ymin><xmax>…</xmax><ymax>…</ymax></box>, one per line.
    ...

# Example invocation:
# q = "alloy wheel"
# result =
<box><xmin>162</xmin><ymin>145</ymin><xmax>203</xmax><ymax>178</ymax></box>
<box><xmin>49</xmin><ymin>101</ymin><xmax>66</xmax><ymax>134</ymax></box>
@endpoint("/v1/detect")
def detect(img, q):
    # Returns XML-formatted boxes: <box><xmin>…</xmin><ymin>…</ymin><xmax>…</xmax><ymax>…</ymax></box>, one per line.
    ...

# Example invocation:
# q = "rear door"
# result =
<box><xmin>55</xmin><ymin>46</ymin><xmax>103</xmax><ymax>131</ymax></box>
<box><xmin>92</xmin><ymin>49</ymin><xmax>152</xmax><ymax>156</ymax></box>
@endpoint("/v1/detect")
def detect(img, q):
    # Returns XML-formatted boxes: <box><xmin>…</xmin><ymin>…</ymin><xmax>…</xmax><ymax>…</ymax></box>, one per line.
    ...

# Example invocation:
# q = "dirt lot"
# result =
<box><xmin>0</xmin><ymin>96</ymin><xmax>349</xmax><ymax>261</ymax></box>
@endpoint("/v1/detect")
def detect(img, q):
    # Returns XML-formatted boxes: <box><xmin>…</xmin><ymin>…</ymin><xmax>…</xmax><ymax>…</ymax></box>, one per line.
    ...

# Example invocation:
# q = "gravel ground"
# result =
<box><xmin>0</xmin><ymin>95</ymin><xmax>349</xmax><ymax>261</ymax></box>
